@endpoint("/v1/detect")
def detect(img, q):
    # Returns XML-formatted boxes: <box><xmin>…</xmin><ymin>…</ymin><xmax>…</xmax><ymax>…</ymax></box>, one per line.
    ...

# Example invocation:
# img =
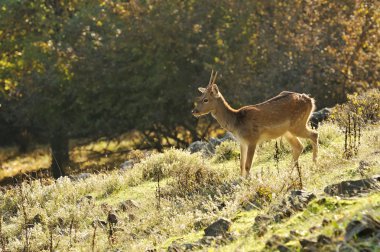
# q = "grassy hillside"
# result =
<box><xmin>0</xmin><ymin>122</ymin><xmax>379</xmax><ymax>251</ymax></box>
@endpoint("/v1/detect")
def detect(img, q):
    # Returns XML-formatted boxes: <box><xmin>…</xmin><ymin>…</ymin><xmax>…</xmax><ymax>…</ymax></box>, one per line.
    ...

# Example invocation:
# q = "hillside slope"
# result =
<box><xmin>0</xmin><ymin>122</ymin><xmax>379</xmax><ymax>251</ymax></box>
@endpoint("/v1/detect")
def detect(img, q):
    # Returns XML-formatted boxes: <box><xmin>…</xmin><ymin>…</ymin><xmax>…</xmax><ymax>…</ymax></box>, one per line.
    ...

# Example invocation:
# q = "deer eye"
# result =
<box><xmin>203</xmin><ymin>98</ymin><xmax>208</xmax><ymax>103</ymax></box>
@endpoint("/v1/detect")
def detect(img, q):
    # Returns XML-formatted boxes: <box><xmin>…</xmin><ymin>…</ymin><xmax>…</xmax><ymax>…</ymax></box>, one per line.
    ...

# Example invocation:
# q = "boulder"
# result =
<box><xmin>120</xmin><ymin>160</ymin><xmax>134</xmax><ymax>170</ymax></box>
<box><xmin>119</xmin><ymin>199</ymin><xmax>140</xmax><ymax>212</ymax></box>
<box><xmin>107</xmin><ymin>210</ymin><xmax>118</xmax><ymax>225</ymax></box>
<box><xmin>310</xmin><ymin>107</ymin><xmax>332</xmax><ymax>129</ymax></box>
<box><xmin>317</xmin><ymin>234</ymin><xmax>332</xmax><ymax>245</ymax></box>
<box><xmin>324</xmin><ymin>176</ymin><xmax>380</xmax><ymax>197</ymax></box>
<box><xmin>188</xmin><ymin>141</ymin><xmax>215</xmax><ymax>156</ymax></box>
<box><xmin>221</xmin><ymin>132</ymin><xmax>237</xmax><ymax>142</ymax></box>
<box><xmin>204</xmin><ymin>218</ymin><xmax>232</xmax><ymax>237</ymax></box>
<box><xmin>271</xmin><ymin>190</ymin><xmax>316</xmax><ymax>222</ymax></box>
<box><xmin>344</xmin><ymin>214</ymin><xmax>380</xmax><ymax>241</ymax></box>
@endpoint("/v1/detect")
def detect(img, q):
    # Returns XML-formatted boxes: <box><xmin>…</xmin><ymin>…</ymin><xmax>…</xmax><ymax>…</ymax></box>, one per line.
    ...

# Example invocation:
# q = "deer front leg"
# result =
<box><xmin>244</xmin><ymin>143</ymin><xmax>257</xmax><ymax>178</ymax></box>
<box><xmin>240</xmin><ymin>143</ymin><xmax>247</xmax><ymax>177</ymax></box>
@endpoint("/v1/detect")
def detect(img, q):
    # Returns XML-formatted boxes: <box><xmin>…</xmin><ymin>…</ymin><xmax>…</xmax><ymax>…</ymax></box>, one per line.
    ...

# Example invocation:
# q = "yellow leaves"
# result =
<box><xmin>4</xmin><ymin>79</ymin><xmax>17</xmax><ymax>91</ymax></box>
<box><xmin>217</xmin><ymin>39</ymin><xmax>224</xmax><ymax>47</ymax></box>
<box><xmin>192</xmin><ymin>24</ymin><xmax>202</xmax><ymax>33</ymax></box>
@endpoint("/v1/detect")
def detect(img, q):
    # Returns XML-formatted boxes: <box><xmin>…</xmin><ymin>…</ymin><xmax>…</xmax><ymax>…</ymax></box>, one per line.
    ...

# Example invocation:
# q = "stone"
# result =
<box><xmin>321</xmin><ymin>218</ymin><xmax>331</xmax><ymax>227</ymax></box>
<box><xmin>209</xmin><ymin>137</ymin><xmax>222</xmax><ymax>146</ymax></box>
<box><xmin>288</xmin><ymin>190</ymin><xmax>316</xmax><ymax>209</ymax></box>
<box><xmin>92</xmin><ymin>219</ymin><xmax>107</xmax><ymax>228</ymax></box>
<box><xmin>128</xmin><ymin>214</ymin><xmax>137</xmax><ymax>221</ymax></box>
<box><xmin>188</xmin><ymin>141</ymin><xmax>215</xmax><ymax>156</ymax></box>
<box><xmin>69</xmin><ymin>173</ymin><xmax>91</xmax><ymax>181</ymax></box>
<box><xmin>299</xmin><ymin>238</ymin><xmax>317</xmax><ymax>248</ymax></box>
<box><xmin>344</xmin><ymin>214</ymin><xmax>380</xmax><ymax>241</ymax></box>
<box><xmin>254</xmin><ymin>214</ymin><xmax>272</xmax><ymax>226</ymax></box>
<box><xmin>277</xmin><ymin>244</ymin><xmax>291</xmax><ymax>252</ymax></box>
<box><xmin>107</xmin><ymin>211</ymin><xmax>118</xmax><ymax>225</ymax></box>
<box><xmin>32</xmin><ymin>214</ymin><xmax>43</xmax><ymax>224</ymax></box>
<box><xmin>204</xmin><ymin>218</ymin><xmax>231</xmax><ymax>237</ymax></box>
<box><xmin>221</xmin><ymin>132</ymin><xmax>236</xmax><ymax>142</ymax></box>
<box><xmin>120</xmin><ymin>160</ymin><xmax>134</xmax><ymax>170</ymax></box>
<box><xmin>324</xmin><ymin>177</ymin><xmax>380</xmax><ymax>197</ymax></box>
<box><xmin>265</xmin><ymin>235</ymin><xmax>283</xmax><ymax>248</ymax></box>
<box><xmin>119</xmin><ymin>199</ymin><xmax>140</xmax><ymax>212</ymax></box>
<box><xmin>167</xmin><ymin>242</ymin><xmax>183</xmax><ymax>252</ymax></box>
<box><xmin>317</xmin><ymin>234</ymin><xmax>332</xmax><ymax>245</ymax></box>
<box><xmin>310</xmin><ymin>107</ymin><xmax>332</xmax><ymax>129</ymax></box>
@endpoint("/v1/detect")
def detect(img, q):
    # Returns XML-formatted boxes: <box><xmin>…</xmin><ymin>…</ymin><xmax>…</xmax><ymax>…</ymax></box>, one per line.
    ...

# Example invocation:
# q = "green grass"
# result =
<box><xmin>0</xmin><ymin>122</ymin><xmax>379</xmax><ymax>251</ymax></box>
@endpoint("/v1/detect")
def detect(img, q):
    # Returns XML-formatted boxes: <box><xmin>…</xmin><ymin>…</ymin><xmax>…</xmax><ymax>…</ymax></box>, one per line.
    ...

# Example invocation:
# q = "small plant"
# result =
<box><xmin>214</xmin><ymin>141</ymin><xmax>240</xmax><ymax>163</ymax></box>
<box><xmin>331</xmin><ymin>89</ymin><xmax>379</xmax><ymax>159</ymax></box>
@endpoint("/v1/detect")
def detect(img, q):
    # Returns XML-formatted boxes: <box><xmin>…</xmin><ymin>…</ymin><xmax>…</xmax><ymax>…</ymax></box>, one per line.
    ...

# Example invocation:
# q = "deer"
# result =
<box><xmin>192</xmin><ymin>71</ymin><xmax>318</xmax><ymax>183</ymax></box>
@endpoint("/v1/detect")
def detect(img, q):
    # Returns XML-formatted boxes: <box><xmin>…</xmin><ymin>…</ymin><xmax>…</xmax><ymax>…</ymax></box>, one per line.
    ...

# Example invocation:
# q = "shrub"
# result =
<box><xmin>214</xmin><ymin>141</ymin><xmax>240</xmax><ymax>162</ymax></box>
<box><xmin>331</xmin><ymin>88</ymin><xmax>380</xmax><ymax>127</ymax></box>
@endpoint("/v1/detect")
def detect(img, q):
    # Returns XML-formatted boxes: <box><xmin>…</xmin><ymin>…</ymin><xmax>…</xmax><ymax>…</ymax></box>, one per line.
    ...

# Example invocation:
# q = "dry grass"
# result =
<box><xmin>0</xmin><ymin>122</ymin><xmax>379</xmax><ymax>251</ymax></box>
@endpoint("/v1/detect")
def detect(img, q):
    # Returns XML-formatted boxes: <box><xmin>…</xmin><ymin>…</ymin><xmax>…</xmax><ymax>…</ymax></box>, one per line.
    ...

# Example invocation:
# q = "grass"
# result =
<box><xmin>0</xmin><ymin>122</ymin><xmax>379</xmax><ymax>251</ymax></box>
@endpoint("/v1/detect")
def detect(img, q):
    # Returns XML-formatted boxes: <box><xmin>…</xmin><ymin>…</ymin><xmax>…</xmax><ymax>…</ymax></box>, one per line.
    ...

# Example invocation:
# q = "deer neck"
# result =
<box><xmin>211</xmin><ymin>96</ymin><xmax>238</xmax><ymax>133</ymax></box>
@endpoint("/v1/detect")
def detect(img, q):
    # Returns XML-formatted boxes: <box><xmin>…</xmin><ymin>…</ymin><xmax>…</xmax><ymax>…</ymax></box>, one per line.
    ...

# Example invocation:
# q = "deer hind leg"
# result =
<box><xmin>292</xmin><ymin>127</ymin><xmax>319</xmax><ymax>162</ymax></box>
<box><xmin>240</xmin><ymin>143</ymin><xmax>247</xmax><ymax>177</ymax></box>
<box><xmin>244</xmin><ymin>143</ymin><xmax>257</xmax><ymax>178</ymax></box>
<box><xmin>284</xmin><ymin>132</ymin><xmax>304</xmax><ymax>166</ymax></box>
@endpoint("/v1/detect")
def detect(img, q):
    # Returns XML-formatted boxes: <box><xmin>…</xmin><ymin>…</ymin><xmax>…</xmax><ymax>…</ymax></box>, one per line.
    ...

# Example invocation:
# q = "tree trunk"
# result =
<box><xmin>50</xmin><ymin>133</ymin><xmax>69</xmax><ymax>179</ymax></box>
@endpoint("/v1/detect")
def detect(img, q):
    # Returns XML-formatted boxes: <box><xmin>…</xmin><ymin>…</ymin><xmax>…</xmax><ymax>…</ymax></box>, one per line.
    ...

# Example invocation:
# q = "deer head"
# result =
<box><xmin>192</xmin><ymin>70</ymin><xmax>221</xmax><ymax>117</ymax></box>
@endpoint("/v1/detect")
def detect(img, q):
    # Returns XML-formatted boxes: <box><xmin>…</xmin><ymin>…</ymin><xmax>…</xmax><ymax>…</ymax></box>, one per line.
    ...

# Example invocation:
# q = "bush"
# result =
<box><xmin>331</xmin><ymin>88</ymin><xmax>380</xmax><ymax>127</ymax></box>
<box><xmin>135</xmin><ymin>149</ymin><xmax>229</xmax><ymax>197</ymax></box>
<box><xmin>214</xmin><ymin>141</ymin><xmax>240</xmax><ymax>163</ymax></box>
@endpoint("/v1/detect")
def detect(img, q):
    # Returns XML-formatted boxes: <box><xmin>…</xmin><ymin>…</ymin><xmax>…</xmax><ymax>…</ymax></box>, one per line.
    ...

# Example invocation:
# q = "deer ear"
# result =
<box><xmin>211</xmin><ymin>84</ymin><xmax>221</xmax><ymax>98</ymax></box>
<box><xmin>198</xmin><ymin>87</ymin><xmax>207</xmax><ymax>93</ymax></box>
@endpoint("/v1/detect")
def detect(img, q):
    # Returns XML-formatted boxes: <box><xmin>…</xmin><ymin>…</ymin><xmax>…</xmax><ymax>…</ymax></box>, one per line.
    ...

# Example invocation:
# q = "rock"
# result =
<box><xmin>317</xmin><ymin>234</ymin><xmax>332</xmax><ymax>245</ymax></box>
<box><xmin>128</xmin><ymin>214</ymin><xmax>137</xmax><ymax>221</ymax></box>
<box><xmin>204</xmin><ymin>218</ymin><xmax>231</xmax><ymax>237</ymax></box>
<box><xmin>265</xmin><ymin>235</ymin><xmax>283</xmax><ymax>248</ymax></box>
<box><xmin>287</xmin><ymin>190</ymin><xmax>316</xmax><ymax>210</ymax></box>
<box><xmin>289</xmin><ymin>230</ymin><xmax>301</xmax><ymax>237</ymax></box>
<box><xmin>69</xmin><ymin>173</ymin><xmax>92</xmax><ymax>181</ymax></box>
<box><xmin>183</xmin><ymin>243</ymin><xmax>202</xmax><ymax>250</ymax></box>
<box><xmin>321</xmin><ymin>218</ymin><xmax>331</xmax><ymax>227</ymax></box>
<box><xmin>344</xmin><ymin>214</ymin><xmax>380</xmax><ymax>241</ymax></box>
<box><xmin>277</xmin><ymin>244</ymin><xmax>291</xmax><ymax>252</ymax></box>
<box><xmin>254</xmin><ymin>214</ymin><xmax>272</xmax><ymax>226</ymax></box>
<box><xmin>309</xmin><ymin>225</ymin><xmax>321</xmax><ymax>233</ymax></box>
<box><xmin>256</xmin><ymin>226</ymin><xmax>267</xmax><ymax>237</ymax></box>
<box><xmin>92</xmin><ymin>219</ymin><xmax>107</xmax><ymax>228</ymax></box>
<box><xmin>107</xmin><ymin>211</ymin><xmax>118</xmax><ymax>225</ymax></box>
<box><xmin>167</xmin><ymin>242</ymin><xmax>183</xmax><ymax>252</ymax></box>
<box><xmin>337</xmin><ymin>242</ymin><xmax>356</xmax><ymax>252</ymax></box>
<box><xmin>32</xmin><ymin>214</ymin><xmax>43</xmax><ymax>224</ymax></box>
<box><xmin>120</xmin><ymin>160</ymin><xmax>134</xmax><ymax>170</ymax></box>
<box><xmin>324</xmin><ymin>177</ymin><xmax>380</xmax><ymax>197</ymax></box>
<box><xmin>199</xmin><ymin>236</ymin><xmax>216</xmax><ymax>245</ymax></box>
<box><xmin>221</xmin><ymin>132</ymin><xmax>236</xmax><ymax>142</ymax></box>
<box><xmin>100</xmin><ymin>203</ymin><xmax>111</xmax><ymax>213</ymax></box>
<box><xmin>188</xmin><ymin>141</ymin><xmax>215</xmax><ymax>156</ymax></box>
<box><xmin>217</xmin><ymin>202</ymin><xmax>226</xmax><ymax>210</ymax></box>
<box><xmin>119</xmin><ymin>199</ymin><xmax>140</xmax><ymax>212</ymax></box>
<box><xmin>310</xmin><ymin>107</ymin><xmax>332</xmax><ymax>129</ymax></box>
<box><xmin>209</xmin><ymin>137</ymin><xmax>222</xmax><ymax>146</ymax></box>
<box><xmin>299</xmin><ymin>238</ymin><xmax>318</xmax><ymax>248</ymax></box>
<box><xmin>270</xmin><ymin>190</ymin><xmax>316</xmax><ymax>222</ymax></box>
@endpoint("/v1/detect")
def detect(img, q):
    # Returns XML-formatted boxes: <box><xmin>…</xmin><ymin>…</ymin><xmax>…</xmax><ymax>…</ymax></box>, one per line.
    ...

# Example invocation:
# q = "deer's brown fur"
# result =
<box><xmin>192</xmin><ymin>71</ymin><xmax>318</xmax><ymax>177</ymax></box>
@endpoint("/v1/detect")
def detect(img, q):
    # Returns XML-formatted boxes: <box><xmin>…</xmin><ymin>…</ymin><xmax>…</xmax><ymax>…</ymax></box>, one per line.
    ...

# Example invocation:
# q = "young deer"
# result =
<box><xmin>192</xmin><ymin>71</ymin><xmax>318</xmax><ymax>179</ymax></box>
